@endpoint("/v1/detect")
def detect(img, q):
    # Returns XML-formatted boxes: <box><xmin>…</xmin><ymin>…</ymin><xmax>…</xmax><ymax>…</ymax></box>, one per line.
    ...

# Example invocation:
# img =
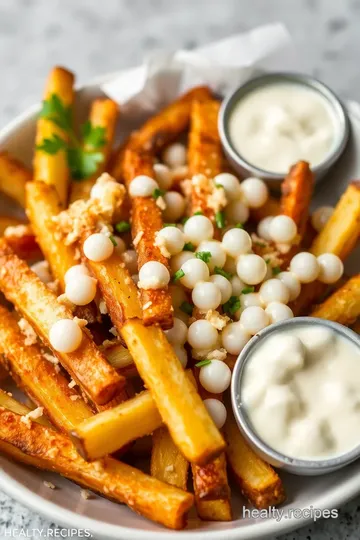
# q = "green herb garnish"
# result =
<box><xmin>181</xmin><ymin>216</ymin><xmax>189</xmax><ymax>225</ymax></box>
<box><xmin>254</xmin><ymin>241</ymin><xmax>266</xmax><ymax>248</ymax></box>
<box><xmin>109</xmin><ymin>235</ymin><xmax>118</xmax><ymax>246</ymax></box>
<box><xmin>195</xmin><ymin>359</ymin><xmax>212</xmax><ymax>368</ymax></box>
<box><xmin>173</xmin><ymin>269</ymin><xmax>185</xmax><ymax>282</ymax></box>
<box><xmin>183</xmin><ymin>242</ymin><xmax>195</xmax><ymax>252</ymax></box>
<box><xmin>235</xmin><ymin>223</ymin><xmax>244</xmax><ymax>229</ymax></box>
<box><xmin>37</xmin><ymin>94</ymin><xmax>107</xmax><ymax>180</ymax></box>
<box><xmin>215</xmin><ymin>211</ymin><xmax>225</xmax><ymax>229</ymax></box>
<box><xmin>180</xmin><ymin>301</ymin><xmax>194</xmax><ymax>315</ymax></box>
<box><xmin>153</xmin><ymin>188</ymin><xmax>166</xmax><ymax>199</ymax></box>
<box><xmin>195</xmin><ymin>251</ymin><xmax>212</xmax><ymax>263</ymax></box>
<box><xmin>115</xmin><ymin>221</ymin><xmax>131</xmax><ymax>233</ymax></box>
<box><xmin>242</xmin><ymin>286</ymin><xmax>255</xmax><ymax>294</ymax></box>
<box><xmin>272</xmin><ymin>266</ymin><xmax>281</xmax><ymax>276</ymax></box>
<box><xmin>223</xmin><ymin>296</ymin><xmax>241</xmax><ymax>315</ymax></box>
<box><xmin>215</xmin><ymin>184</ymin><xmax>224</xmax><ymax>189</ymax></box>
<box><xmin>193</xmin><ymin>211</ymin><xmax>203</xmax><ymax>216</ymax></box>
<box><xmin>214</xmin><ymin>267</ymin><xmax>232</xmax><ymax>280</ymax></box>
<box><xmin>163</xmin><ymin>223</ymin><xmax>177</xmax><ymax>227</ymax></box>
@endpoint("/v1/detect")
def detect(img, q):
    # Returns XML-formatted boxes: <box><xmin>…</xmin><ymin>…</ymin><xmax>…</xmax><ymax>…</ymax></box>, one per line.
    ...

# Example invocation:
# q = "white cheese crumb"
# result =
<box><xmin>43</xmin><ymin>481</ymin><xmax>56</xmax><ymax>490</ymax></box>
<box><xmin>18</xmin><ymin>318</ymin><xmax>38</xmax><ymax>346</ymax></box>
<box><xmin>99</xmin><ymin>300</ymin><xmax>108</xmax><ymax>315</ymax></box>
<box><xmin>109</xmin><ymin>326</ymin><xmax>118</xmax><ymax>337</ymax></box>
<box><xmin>133</xmin><ymin>231</ymin><xmax>144</xmax><ymax>247</ymax></box>
<box><xmin>4</xmin><ymin>224</ymin><xmax>31</xmax><ymax>238</ymax></box>
<box><xmin>73</xmin><ymin>317</ymin><xmax>87</xmax><ymax>328</ymax></box>
<box><xmin>156</xmin><ymin>196</ymin><xmax>166</xmax><ymax>210</ymax></box>
<box><xmin>47</xmin><ymin>279</ymin><xmax>60</xmax><ymax>293</ymax></box>
<box><xmin>205</xmin><ymin>310</ymin><xmax>230</xmax><ymax>331</ymax></box>
<box><xmin>57</xmin><ymin>293</ymin><xmax>75</xmax><ymax>309</ymax></box>
<box><xmin>154</xmin><ymin>231</ymin><xmax>171</xmax><ymax>258</ymax></box>
<box><xmin>81</xmin><ymin>489</ymin><xmax>92</xmax><ymax>500</ymax></box>
<box><xmin>165</xmin><ymin>464</ymin><xmax>174</xmax><ymax>472</ymax></box>
<box><xmin>70</xmin><ymin>395</ymin><xmax>80</xmax><ymax>401</ymax></box>
<box><xmin>21</xmin><ymin>407</ymin><xmax>44</xmax><ymax>428</ymax></box>
<box><xmin>143</xmin><ymin>301</ymin><xmax>153</xmax><ymax>310</ymax></box>
<box><xmin>43</xmin><ymin>353</ymin><xmax>59</xmax><ymax>365</ymax></box>
<box><xmin>68</xmin><ymin>379</ymin><xmax>77</xmax><ymax>389</ymax></box>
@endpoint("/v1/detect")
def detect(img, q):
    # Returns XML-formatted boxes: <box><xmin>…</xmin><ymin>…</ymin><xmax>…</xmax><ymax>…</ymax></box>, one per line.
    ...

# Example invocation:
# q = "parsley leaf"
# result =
<box><xmin>181</xmin><ymin>216</ymin><xmax>189</xmax><ymax>225</ymax></box>
<box><xmin>193</xmin><ymin>211</ymin><xmax>203</xmax><ymax>216</ymax></box>
<box><xmin>82</xmin><ymin>121</ymin><xmax>107</xmax><ymax>148</ymax></box>
<box><xmin>242</xmin><ymin>286</ymin><xmax>255</xmax><ymax>294</ymax></box>
<box><xmin>180</xmin><ymin>301</ymin><xmax>194</xmax><ymax>315</ymax></box>
<box><xmin>109</xmin><ymin>235</ymin><xmax>118</xmax><ymax>246</ymax></box>
<box><xmin>214</xmin><ymin>266</ymin><xmax>232</xmax><ymax>280</ymax></box>
<box><xmin>195</xmin><ymin>359</ymin><xmax>212</xmax><ymax>367</ymax></box>
<box><xmin>195</xmin><ymin>251</ymin><xmax>212</xmax><ymax>263</ymax></box>
<box><xmin>36</xmin><ymin>134</ymin><xmax>67</xmax><ymax>155</ymax></box>
<box><xmin>67</xmin><ymin>148</ymin><xmax>104</xmax><ymax>180</ymax></box>
<box><xmin>173</xmin><ymin>269</ymin><xmax>185</xmax><ymax>282</ymax></box>
<box><xmin>215</xmin><ymin>211</ymin><xmax>225</xmax><ymax>229</ymax></box>
<box><xmin>115</xmin><ymin>221</ymin><xmax>131</xmax><ymax>233</ymax></box>
<box><xmin>235</xmin><ymin>223</ymin><xmax>244</xmax><ymax>229</ymax></box>
<box><xmin>153</xmin><ymin>188</ymin><xmax>166</xmax><ymax>199</ymax></box>
<box><xmin>183</xmin><ymin>242</ymin><xmax>195</xmax><ymax>252</ymax></box>
<box><xmin>39</xmin><ymin>94</ymin><xmax>72</xmax><ymax>131</ymax></box>
<box><xmin>163</xmin><ymin>223</ymin><xmax>177</xmax><ymax>227</ymax></box>
<box><xmin>272</xmin><ymin>266</ymin><xmax>281</xmax><ymax>276</ymax></box>
<box><xmin>223</xmin><ymin>296</ymin><xmax>241</xmax><ymax>315</ymax></box>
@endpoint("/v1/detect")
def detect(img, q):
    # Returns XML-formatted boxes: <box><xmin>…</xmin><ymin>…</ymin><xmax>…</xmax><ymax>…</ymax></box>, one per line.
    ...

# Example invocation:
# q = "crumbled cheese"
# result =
<box><xmin>18</xmin><ymin>318</ymin><xmax>38</xmax><ymax>346</ymax></box>
<box><xmin>81</xmin><ymin>489</ymin><xmax>92</xmax><ymax>500</ymax></box>
<box><xmin>4</xmin><ymin>224</ymin><xmax>32</xmax><ymax>238</ymax></box>
<box><xmin>100</xmin><ymin>339</ymin><xmax>117</xmax><ymax>349</ymax></box>
<box><xmin>251</xmin><ymin>233</ymin><xmax>283</xmax><ymax>267</ymax></box>
<box><xmin>99</xmin><ymin>300</ymin><xmax>108</xmax><ymax>315</ymax></box>
<box><xmin>57</xmin><ymin>293</ymin><xmax>75</xmax><ymax>309</ymax></box>
<box><xmin>208</xmin><ymin>348</ymin><xmax>228</xmax><ymax>361</ymax></box>
<box><xmin>109</xmin><ymin>326</ymin><xmax>118</xmax><ymax>337</ymax></box>
<box><xmin>165</xmin><ymin>464</ymin><xmax>174</xmax><ymax>472</ymax></box>
<box><xmin>42</xmin><ymin>352</ymin><xmax>59</xmax><ymax>365</ymax></box>
<box><xmin>54</xmin><ymin>365</ymin><xmax>61</xmax><ymax>374</ymax></box>
<box><xmin>143</xmin><ymin>301</ymin><xmax>153</xmax><ymax>310</ymax></box>
<box><xmin>6</xmin><ymin>392</ymin><xmax>12</xmax><ymax>397</ymax></box>
<box><xmin>154</xmin><ymin>231</ymin><xmax>171</xmax><ymax>258</ymax></box>
<box><xmin>68</xmin><ymin>379</ymin><xmax>77</xmax><ymax>389</ymax></box>
<box><xmin>43</xmin><ymin>481</ymin><xmax>56</xmax><ymax>490</ymax></box>
<box><xmin>70</xmin><ymin>395</ymin><xmax>80</xmax><ymax>401</ymax></box>
<box><xmin>191</xmin><ymin>174</ymin><xmax>227</xmax><ymax>213</ymax></box>
<box><xmin>133</xmin><ymin>231</ymin><xmax>144</xmax><ymax>247</ymax></box>
<box><xmin>47</xmin><ymin>279</ymin><xmax>60</xmax><ymax>293</ymax></box>
<box><xmin>21</xmin><ymin>407</ymin><xmax>44</xmax><ymax>428</ymax></box>
<box><xmin>205</xmin><ymin>310</ymin><xmax>230</xmax><ymax>331</ymax></box>
<box><xmin>192</xmin><ymin>347</ymin><xmax>227</xmax><ymax>362</ymax></box>
<box><xmin>156</xmin><ymin>196</ymin><xmax>166</xmax><ymax>210</ymax></box>
<box><xmin>30</xmin><ymin>261</ymin><xmax>52</xmax><ymax>284</ymax></box>
<box><xmin>73</xmin><ymin>317</ymin><xmax>87</xmax><ymax>328</ymax></box>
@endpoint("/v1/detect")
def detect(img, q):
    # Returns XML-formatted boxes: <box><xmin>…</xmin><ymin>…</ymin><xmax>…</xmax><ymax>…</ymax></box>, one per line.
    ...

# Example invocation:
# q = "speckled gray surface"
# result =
<box><xmin>0</xmin><ymin>0</ymin><xmax>359</xmax><ymax>538</ymax></box>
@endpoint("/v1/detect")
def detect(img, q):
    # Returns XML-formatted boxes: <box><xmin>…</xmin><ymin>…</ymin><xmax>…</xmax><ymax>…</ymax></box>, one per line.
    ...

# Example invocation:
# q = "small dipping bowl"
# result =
<box><xmin>219</xmin><ymin>73</ymin><xmax>350</xmax><ymax>190</ymax></box>
<box><xmin>231</xmin><ymin>317</ymin><xmax>360</xmax><ymax>476</ymax></box>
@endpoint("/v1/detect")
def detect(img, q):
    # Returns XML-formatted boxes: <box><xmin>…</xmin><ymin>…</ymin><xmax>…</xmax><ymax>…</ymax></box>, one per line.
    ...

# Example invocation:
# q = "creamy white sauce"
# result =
<box><xmin>241</xmin><ymin>325</ymin><xmax>360</xmax><ymax>460</ymax></box>
<box><xmin>229</xmin><ymin>83</ymin><xmax>337</xmax><ymax>174</ymax></box>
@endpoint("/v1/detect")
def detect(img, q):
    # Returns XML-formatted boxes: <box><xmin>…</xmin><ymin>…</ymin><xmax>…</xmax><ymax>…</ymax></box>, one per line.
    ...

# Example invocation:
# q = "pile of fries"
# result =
<box><xmin>0</xmin><ymin>66</ymin><xmax>359</xmax><ymax>530</ymax></box>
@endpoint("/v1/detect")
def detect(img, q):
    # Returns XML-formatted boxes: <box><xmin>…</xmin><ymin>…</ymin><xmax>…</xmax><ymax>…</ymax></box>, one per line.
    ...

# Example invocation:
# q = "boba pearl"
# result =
<box><xmin>265</xmin><ymin>302</ymin><xmax>294</xmax><ymax>323</ymax></box>
<box><xmin>240</xmin><ymin>177</ymin><xmax>269</xmax><ymax>209</ymax></box>
<box><xmin>196</xmin><ymin>240</ymin><xmax>226</xmax><ymax>271</ymax></box>
<box><xmin>170</xmin><ymin>251</ymin><xmax>195</xmax><ymax>274</ymax></box>
<box><xmin>157</xmin><ymin>227</ymin><xmax>185</xmax><ymax>255</ymax></box>
<box><xmin>64</xmin><ymin>264</ymin><xmax>90</xmax><ymax>285</ymax></box>
<box><xmin>222</xmin><ymin>228</ymin><xmax>252</xmax><ymax>258</ymax></box>
<box><xmin>83</xmin><ymin>233</ymin><xmax>114</xmax><ymax>262</ymax></box>
<box><xmin>259</xmin><ymin>279</ymin><xmax>290</xmax><ymax>306</ymax></box>
<box><xmin>49</xmin><ymin>319</ymin><xmax>83</xmax><ymax>353</ymax></box>
<box><xmin>192</xmin><ymin>281</ymin><xmax>222</xmax><ymax>310</ymax></box>
<box><xmin>317</xmin><ymin>253</ymin><xmax>344</xmax><ymax>284</ymax></box>
<box><xmin>162</xmin><ymin>191</ymin><xmax>186</xmax><ymax>222</ymax></box>
<box><xmin>65</xmin><ymin>275</ymin><xmax>97</xmax><ymax>306</ymax></box>
<box><xmin>164</xmin><ymin>317</ymin><xmax>188</xmax><ymax>345</ymax></box>
<box><xmin>180</xmin><ymin>258</ymin><xmax>210</xmax><ymax>289</ymax></box>
<box><xmin>153</xmin><ymin>163</ymin><xmax>173</xmax><ymax>190</ymax></box>
<box><xmin>129</xmin><ymin>175</ymin><xmax>158</xmax><ymax>198</ymax></box>
<box><xmin>290</xmin><ymin>252</ymin><xmax>320</xmax><ymax>284</ymax></box>
<box><xmin>199</xmin><ymin>360</ymin><xmax>231</xmax><ymax>394</ymax></box>
<box><xmin>209</xmin><ymin>274</ymin><xmax>232</xmax><ymax>304</ymax></box>
<box><xmin>213</xmin><ymin>173</ymin><xmax>241</xmax><ymax>201</ymax></box>
<box><xmin>184</xmin><ymin>215</ymin><xmax>214</xmax><ymax>246</ymax></box>
<box><xmin>187</xmin><ymin>320</ymin><xmax>218</xmax><ymax>350</ymax></box>
<box><xmin>225</xmin><ymin>200</ymin><xmax>250</xmax><ymax>225</ymax></box>
<box><xmin>138</xmin><ymin>261</ymin><xmax>170</xmax><ymax>289</ymax></box>
<box><xmin>221</xmin><ymin>322</ymin><xmax>250</xmax><ymax>355</ymax></box>
<box><xmin>240</xmin><ymin>306</ymin><xmax>269</xmax><ymax>335</ymax></box>
<box><xmin>162</xmin><ymin>143</ymin><xmax>187</xmax><ymax>168</ymax></box>
<box><xmin>230</xmin><ymin>275</ymin><xmax>246</xmax><ymax>296</ymax></box>
<box><xmin>203</xmin><ymin>399</ymin><xmax>227</xmax><ymax>429</ymax></box>
<box><xmin>236</xmin><ymin>254</ymin><xmax>267</xmax><ymax>285</ymax></box>
<box><xmin>257</xmin><ymin>216</ymin><xmax>274</xmax><ymax>242</ymax></box>
<box><xmin>311</xmin><ymin>206</ymin><xmax>334</xmax><ymax>233</ymax></box>
<box><xmin>269</xmin><ymin>215</ymin><xmax>297</xmax><ymax>244</ymax></box>
<box><xmin>173</xmin><ymin>344</ymin><xmax>188</xmax><ymax>368</ymax></box>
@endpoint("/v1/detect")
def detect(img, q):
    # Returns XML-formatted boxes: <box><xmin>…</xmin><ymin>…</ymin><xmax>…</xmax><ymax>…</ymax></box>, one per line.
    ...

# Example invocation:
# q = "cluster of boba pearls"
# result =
<box><xmin>47</xmin><ymin>142</ymin><xmax>343</xmax><ymax>430</ymax></box>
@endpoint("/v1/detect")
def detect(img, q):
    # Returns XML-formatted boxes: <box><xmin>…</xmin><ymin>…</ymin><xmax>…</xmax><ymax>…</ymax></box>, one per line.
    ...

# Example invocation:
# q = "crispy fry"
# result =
<box><xmin>0</xmin><ymin>389</ymin><xmax>50</xmax><ymax>426</ymax></box>
<box><xmin>26</xmin><ymin>182</ymin><xmax>76</xmax><ymax>290</ymax></box>
<box><xmin>0</xmin><ymin>152</ymin><xmax>31</xmax><ymax>207</ymax></box>
<box><xmin>224</xmin><ymin>407</ymin><xmax>285</xmax><ymax>509</ymax></box>
<box><xmin>0</xmin><ymin>305</ymin><xmax>93</xmax><ymax>431</ymax></box>
<box><xmin>281</xmin><ymin>161</ymin><xmax>314</xmax><ymax>238</ymax></box>
<box><xmin>34</xmin><ymin>66</ymin><xmax>74</xmax><ymax>205</ymax></box>
<box><xmin>311</xmin><ymin>274</ymin><xmax>360</xmax><ymax>325</ymax></box>
<box><xmin>151</xmin><ymin>427</ymin><xmax>189</xmax><ymax>491</ymax></box>
<box><xmin>0</xmin><ymin>240</ymin><xmax>123</xmax><ymax>405</ymax></box>
<box><xmin>0</xmin><ymin>407</ymin><xmax>194</xmax><ymax>530</ymax></box>
<box><xmin>351</xmin><ymin>319</ymin><xmax>360</xmax><ymax>334</ymax></box>
<box><xmin>122</xmin><ymin>146</ymin><xmax>173</xmax><ymax>328</ymax></box>
<box><xmin>2</xmin><ymin>223</ymin><xmax>42</xmax><ymax>260</ymax></box>
<box><xmin>70</xmin><ymin>99</ymin><xmax>119</xmax><ymax>203</ymax></box>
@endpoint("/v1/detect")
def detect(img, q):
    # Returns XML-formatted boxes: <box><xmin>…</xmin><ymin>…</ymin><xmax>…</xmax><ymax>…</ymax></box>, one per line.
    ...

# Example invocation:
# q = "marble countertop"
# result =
<box><xmin>1</xmin><ymin>0</ymin><xmax>360</xmax><ymax>538</ymax></box>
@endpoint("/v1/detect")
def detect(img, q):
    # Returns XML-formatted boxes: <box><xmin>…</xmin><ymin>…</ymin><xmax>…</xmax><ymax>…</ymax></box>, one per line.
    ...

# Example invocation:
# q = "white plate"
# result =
<box><xmin>0</xmin><ymin>76</ymin><xmax>360</xmax><ymax>540</ymax></box>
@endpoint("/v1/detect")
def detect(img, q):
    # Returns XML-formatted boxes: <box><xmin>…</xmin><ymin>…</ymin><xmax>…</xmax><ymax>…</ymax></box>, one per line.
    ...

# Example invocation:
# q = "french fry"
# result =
<box><xmin>192</xmin><ymin>499</ymin><xmax>233</xmax><ymax>522</ymax></box>
<box><xmin>0</xmin><ymin>305</ymin><xmax>93</xmax><ymax>431</ymax></box>
<box><xmin>0</xmin><ymin>407</ymin><xmax>194</xmax><ymax>530</ymax></box>
<box><xmin>280</xmin><ymin>161</ymin><xmax>314</xmax><ymax>238</ymax></box>
<box><xmin>34</xmin><ymin>66</ymin><xmax>74</xmax><ymax>205</ymax></box>
<box><xmin>311</xmin><ymin>274</ymin><xmax>360</xmax><ymax>325</ymax></box>
<box><xmin>0</xmin><ymin>364</ymin><xmax>7</xmax><ymax>382</ymax></box>
<box><xmin>351</xmin><ymin>319</ymin><xmax>360</xmax><ymax>334</ymax></box>
<box><xmin>0</xmin><ymin>239</ymin><xmax>123</xmax><ymax>405</ymax></box>
<box><xmin>122</xmin><ymin>146</ymin><xmax>173</xmax><ymax>328</ymax></box>
<box><xmin>0</xmin><ymin>152</ymin><xmax>31</xmax><ymax>207</ymax></box>
<box><xmin>223</xmin><ymin>407</ymin><xmax>285</xmax><ymax>509</ymax></box>
<box><xmin>70</xmin><ymin>99</ymin><xmax>119</xmax><ymax>203</ymax></box>
<box><xmin>2</xmin><ymin>223</ymin><xmax>42</xmax><ymax>260</ymax></box>
<box><xmin>26</xmin><ymin>182</ymin><xmax>76</xmax><ymax>290</ymax></box>
<box><xmin>0</xmin><ymin>389</ymin><xmax>50</xmax><ymax>426</ymax></box>
<box><xmin>151</xmin><ymin>427</ymin><xmax>189</xmax><ymax>491</ymax></box>
<box><xmin>291</xmin><ymin>182</ymin><xmax>360</xmax><ymax>315</ymax></box>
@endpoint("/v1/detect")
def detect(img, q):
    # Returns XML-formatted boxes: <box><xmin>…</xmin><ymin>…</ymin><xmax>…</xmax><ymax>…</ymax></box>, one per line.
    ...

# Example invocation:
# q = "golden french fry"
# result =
<box><xmin>311</xmin><ymin>274</ymin><xmax>360</xmax><ymax>325</ymax></box>
<box><xmin>280</xmin><ymin>161</ymin><xmax>314</xmax><ymax>238</ymax></box>
<box><xmin>34</xmin><ymin>66</ymin><xmax>74</xmax><ymax>205</ymax></box>
<box><xmin>0</xmin><ymin>152</ymin><xmax>31</xmax><ymax>207</ymax></box>
<box><xmin>70</xmin><ymin>99</ymin><xmax>119</xmax><ymax>202</ymax></box>
<box><xmin>151</xmin><ymin>427</ymin><xmax>189</xmax><ymax>491</ymax></box>
<box><xmin>0</xmin><ymin>407</ymin><xmax>194</xmax><ymax>530</ymax></box>
<box><xmin>0</xmin><ymin>239</ymin><xmax>123</xmax><ymax>405</ymax></box>
<box><xmin>0</xmin><ymin>389</ymin><xmax>50</xmax><ymax>426</ymax></box>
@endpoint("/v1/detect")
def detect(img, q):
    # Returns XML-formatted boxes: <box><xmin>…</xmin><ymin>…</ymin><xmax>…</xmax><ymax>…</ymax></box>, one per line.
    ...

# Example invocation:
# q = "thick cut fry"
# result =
<box><xmin>2</xmin><ymin>223</ymin><xmax>42</xmax><ymax>260</ymax></box>
<box><xmin>0</xmin><ymin>408</ymin><xmax>194</xmax><ymax>530</ymax></box>
<box><xmin>0</xmin><ymin>305</ymin><xmax>93</xmax><ymax>431</ymax></box>
<box><xmin>122</xmin><ymin>147</ymin><xmax>173</xmax><ymax>328</ymax></box>
<box><xmin>224</xmin><ymin>409</ymin><xmax>285</xmax><ymax>509</ymax></box>
<box><xmin>193</xmin><ymin>499</ymin><xmax>232</xmax><ymax>522</ymax></box>
<box><xmin>34</xmin><ymin>67</ymin><xmax>74</xmax><ymax>205</ymax></box>
<box><xmin>291</xmin><ymin>182</ymin><xmax>360</xmax><ymax>315</ymax></box>
<box><xmin>0</xmin><ymin>389</ymin><xmax>50</xmax><ymax>426</ymax></box>
<box><xmin>281</xmin><ymin>161</ymin><xmax>314</xmax><ymax>238</ymax></box>
<box><xmin>351</xmin><ymin>319</ymin><xmax>360</xmax><ymax>334</ymax></box>
<box><xmin>192</xmin><ymin>453</ymin><xmax>230</xmax><ymax>501</ymax></box>
<box><xmin>311</xmin><ymin>274</ymin><xmax>360</xmax><ymax>325</ymax></box>
<box><xmin>151</xmin><ymin>427</ymin><xmax>189</xmax><ymax>491</ymax></box>
<box><xmin>70</xmin><ymin>99</ymin><xmax>119</xmax><ymax>202</ymax></box>
<box><xmin>121</xmin><ymin>320</ymin><xmax>225</xmax><ymax>465</ymax></box>
<box><xmin>187</xmin><ymin>100</ymin><xmax>224</xmax><ymax>220</ymax></box>
<box><xmin>26</xmin><ymin>182</ymin><xmax>76</xmax><ymax>290</ymax></box>
<box><xmin>0</xmin><ymin>152</ymin><xmax>31</xmax><ymax>207</ymax></box>
<box><xmin>0</xmin><ymin>240</ymin><xmax>123</xmax><ymax>405</ymax></box>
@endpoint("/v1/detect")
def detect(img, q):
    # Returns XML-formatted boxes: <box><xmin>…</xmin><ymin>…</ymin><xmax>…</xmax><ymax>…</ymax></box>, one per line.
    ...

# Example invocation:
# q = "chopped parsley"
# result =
<box><xmin>195</xmin><ymin>359</ymin><xmax>212</xmax><ymax>368</ymax></box>
<box><xmin>163</xmin><ymin>223</ymin><xmax>177</xmax><ymax>227</ymax></box>
<box><xmin>193</xmin><ymin>211</ymin><xmax>203</xmax><ymax>216</ymax></box>
<box><xmin>183</xmin><ymin>242</ymin><xmax>196</xmax><ymax>252</ymax></box>
<box><xmin>215</xmin><ymin>211</ymin><xmax>225</xmax><ymax>229</ymax></box>
<box><xmin>235</xmin><ymin>223</ymin><xmax>244</xmax><ymax>229</ymax></box>
<box><xmin>181</xmin><ymin>216</ymin><xmax>189</xmax><ymax>225</ymax></box>
<box><xmin>214</xmin><ymin>266</ymin><xmax>232</xmax><ymax>280</ymax></box>
<box><xmin>115</xmin><ymin>221</ymin><xmax>131</xmax><ymax>233</ymax></box>
<box><xmin>109</xmin><ymin>235</ymin><xmax>118</xmax><ymax>247</ymax></box>
<box><xmin>272</xmin><ymin>266</ymin><xmax>281</xmax><ymax>276</ymax></box>
<box><xmin>241</xmin><ymin>286</ymin><xmax>255</xmax><ymax>294</ymax></box>
<box><xmin>173</xmin><ymin>269</ymin><xmax>185</xmax><ymax>282</ymax></box>
<box><xmin>195</xmin><ymin>251</ymin><xmax>212</xmax><ymax>263</ymax></box>
<box><xmin>223</xmin><ymin>296</ymin><xmax>241</xmax><ymax>315</ymax></box>
<box><xmin>180</xmin><ymin>301</ymin><xmax>194</xmax><ymax>315</ymax></box>
<box><xmin>153</xmin><ymin>188</ymin><xmax>166</xmax><ymax>199</ymax></box>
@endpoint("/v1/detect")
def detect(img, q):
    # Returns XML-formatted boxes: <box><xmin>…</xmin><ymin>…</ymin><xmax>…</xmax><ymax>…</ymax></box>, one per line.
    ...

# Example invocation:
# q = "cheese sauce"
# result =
<box><xmin>228</xmin><ymin>83</ymin><xmax>337</xmax><ymax>174</ymax></box>
<box><xmin>241</xmin><ymin>325</ymin><xmax>360</xmax><ymax>460</ymax></box>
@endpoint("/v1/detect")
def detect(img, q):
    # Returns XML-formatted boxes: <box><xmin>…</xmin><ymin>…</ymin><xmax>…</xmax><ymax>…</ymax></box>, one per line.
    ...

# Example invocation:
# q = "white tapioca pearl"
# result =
<box><xmin>265</xmin><ymin>302</ymin><xmax>294</xmax><ymax>323</ymax></box>
<box><xmin>290</xmin><ymin>252</ymin><xmax>320</xmax><ymax>283</ymax></box>
<box><xmin>236</xmin><ymin>254</ymin><xmax>267</xmax><ymax>285</ymax></box>
<box><xmin>203</xmin><ymin>398</ymin><xmax>227</xmax><ymax>429</ymax></box>
<box><xmin>187</xmin><ymin>319</ymin><xmax>218</xmax><ymax>350</ymax></box>
<box><xmin>162</xmin><ymin>143</ymin><xmax>187</xmax><ymax>168</ymax></box>
<box><xmin>83</xmin><ymin>233</ymin><xmax>114</xmax><ymax>262</ymax></box>
<box><xmin>169</xmin><ymin>284</ymin><xmax>188</xmax><ymax>310</ymax></box>
<box><xmin>221</xmin><ymin>322</ymin><xmax>250</xmax><ymax>355</ymax></box>
<box><xmin>112</xmin><ymin>236</ymin><xmax>126</xmax><ymax>256</ymax></box>
<box><xmin>259</xmin><ymin>279</ymin><xmax>290</xmax><ymax>306</ymax></box>
<box><xmin>164</xmin><ymin>317</ymin><xmax>188</xmax><ymax>345</ymax></box>
<box><xmin>311</xmin><ymin>206</ymin><xmax>334</xmax><ymax>232</ymax></box>
<box><xmin>170</xmin><ymin>251</ymin><xmax>195</xmax><ymax>274</ymax></box>
<box><xmin>129</xmin><ymin>175</ymin><xmax>158</xmax><ymax>198</ymax></box>
<box><xmin>223</xmin><ymin>255</ymin><xmax>237</xmax><ymax>275</ymax></box>
<box><xmin>240</xmin><ymin>292</ymin><xmax>263</xmax><ymax>311</ymax></box>
<box><xmin>192</xmin><ymin>281</ymin><xmax>222</xmax><ymax>310</ymax></box>
<box><xmin>184</xmin><ymin>215</ymin><xmax>214</xmax><ymax>246</ymax></box>
<box><xmin>138</xmin><ymin>261</ymin><xmax>170</xmax><ymax>289</ymax></box>
<box><xmin>49</xmin><ymin>319</ymin><xmax>83</xmax><ymax>353</ymax></box>
<box><xmin>222</xmin><ymin>228</ymin><xmax>252</xmax><ymax>257</ymax></box>
<box><xmin>157</xmin><ymin>227</ymin><xmax>185</xmax><ymax>255</ymax></box>
<box><xmin>225</xmin><ymin>200</ymin><xmax>250</xmax><ymax>225</ymax></box>
<box><xmin>153</xmin><ymin>163</ymin><xmax>173</xmax><ymax>190</ymax></box>
<box><xmin>213</xmin><ymin>173</ymin><xmax>241</xmax><ymax>201</ymax></box>
<box><xmin>162</xmin><ymin>191</ymin><xmax>186</xmax><ymax>222</ymax></box>
<box><xmin>269</xmin><ymin>215</ymin><xmax>297</xmax><ymax>244</ymax></box>
<box><xmin>317</xmin><ymin>253</ymin><xmax>344</xmax><ymax>284</ymax></box>
<box><xmin>240</xmin><ymin>177</ymin><xmax>269</xmax><ymax>208</ymax></box>
<box><xmin>240</xmin><ymin>306</ymin><xmax>269</xmax><ymax>335</ymax></box>
<box><xmin>65</xmin><ymin>275</ymin><xmax>97</xmax><ymax>306</ymax></box>
<box><xmin>196</xmin><ymin>240</ymin><xmax>226</xmax><ymax>271</ymax></box>
<box><xmin>121</xmin><ymin>250</ymin><xmax>138</xmax><ymax>275</ymax></box>
<box><xmin>257</xmin><ymin>216</ymin><xmax>274</xmax><ymax>242</ymax></box>
<box><xmin>277</xmin><ymin>272</ymin><xmax>301</xmax><ymax>301</ymax></box>
<box><xmin>230</xmin><ymin>275</ymin><xmax>246</xmax><ymax>296</ymax></box>
<box><xmin>209</xmin><ymin>274</ymin><xmax>232</xmax><ymax>304</ymax></box>
<box><xmin>199</xmin><ymin>359</ymin><xmax>231</xmax><ymax>393</ymax></box>
<box><xmin>173</xmin><ymin>344</ymin><xmax>188</xmax><ymax>368</ymax></box>
<box><xmin>179</xmin><ymin>258</ymin><xmax>210</xmax><ymax>289</ymax></box>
